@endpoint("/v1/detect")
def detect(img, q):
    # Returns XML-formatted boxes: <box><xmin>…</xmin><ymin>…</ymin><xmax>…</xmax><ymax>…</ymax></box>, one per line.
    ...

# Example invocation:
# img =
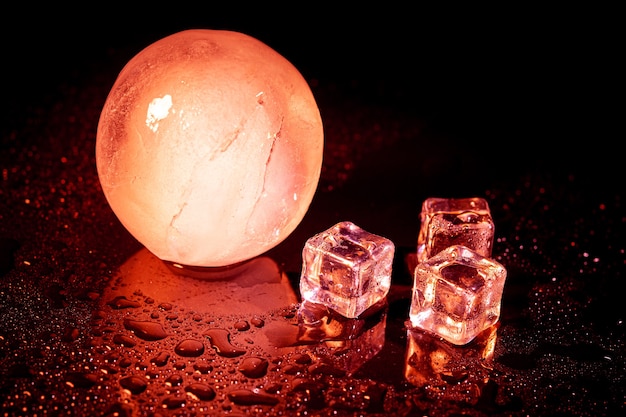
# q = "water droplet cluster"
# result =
<box><xmin>85</xmin><ymin>290</ymin><xmax>395</xmax><ymax>415</ymax></box>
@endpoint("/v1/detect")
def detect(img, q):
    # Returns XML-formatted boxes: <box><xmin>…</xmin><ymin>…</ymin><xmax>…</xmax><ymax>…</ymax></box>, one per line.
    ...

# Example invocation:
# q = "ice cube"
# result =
<box><xmin>417</xmin><ymin>197</ymin><xmax>494</xmax><ymax>263</ymax></box>
<box><xmin>409</xmin><ymin>245</ymin><xmax>506</xmax><ymax>345</ymax></box>
<box><xmin>299</xmin><ymin>221</ymin><xmax>395</xmax><ymax>319</ymax></box>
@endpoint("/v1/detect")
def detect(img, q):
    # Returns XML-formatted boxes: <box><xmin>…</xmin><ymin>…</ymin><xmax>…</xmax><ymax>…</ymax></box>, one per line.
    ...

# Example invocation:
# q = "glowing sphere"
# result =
<box><xmin>96</xmin><ymin>29</ymin><xmax>324</xmax><ymax>267</ymax></box>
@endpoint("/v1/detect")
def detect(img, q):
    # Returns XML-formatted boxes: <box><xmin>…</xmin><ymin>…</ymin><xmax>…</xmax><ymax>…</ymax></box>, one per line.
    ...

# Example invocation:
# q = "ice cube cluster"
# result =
<box><xmin>299</xmin><ymin>197</ymin><xmax>507</xmax><ymax>346</ymax></box>
<box><xmin>410</xmin><ymin>197</ymin><xmax>506</xmax><ymax>345</ymax></box>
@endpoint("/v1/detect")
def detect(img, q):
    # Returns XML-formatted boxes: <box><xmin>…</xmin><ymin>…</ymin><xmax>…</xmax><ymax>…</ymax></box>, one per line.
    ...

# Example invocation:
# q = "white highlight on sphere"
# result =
<box><xmin>96</xmin><ymin>29</ymin><xmax>324</xmax><ymax>267</ymax></box>
<box><xmin>146</xmin><ymin>94</ymin><xmax>172</xmax><ymax>133</ymax></box>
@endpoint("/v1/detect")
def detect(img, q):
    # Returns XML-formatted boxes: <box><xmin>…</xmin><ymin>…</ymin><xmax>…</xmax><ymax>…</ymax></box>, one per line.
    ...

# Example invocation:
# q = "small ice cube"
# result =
<box><xmin>417</xmin><ymin>197</ymin><xmax>494</xmax><ymax>263</ymax></box>
<box><xmin>409</xmin><ymin>245</ymin><xmax>506</xmax><ymax>345</ymax></box>
<box><xmin>299</xmin><ymin>221</ymin><xmax>395</xmax><ymax>319</ymax></box>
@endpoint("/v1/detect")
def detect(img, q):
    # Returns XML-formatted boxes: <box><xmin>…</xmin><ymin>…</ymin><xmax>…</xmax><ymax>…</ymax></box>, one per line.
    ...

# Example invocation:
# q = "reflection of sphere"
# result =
<box><xmin>96</xmin><ymin>29</ymin><xmax>324</xmax><ymax>267</ymax></box>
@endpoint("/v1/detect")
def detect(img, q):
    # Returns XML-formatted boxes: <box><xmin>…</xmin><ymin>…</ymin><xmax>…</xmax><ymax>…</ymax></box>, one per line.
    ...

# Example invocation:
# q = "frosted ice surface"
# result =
<box><xmin>409</xmin><ymin>245</ymin><xmax>506</xmax><ymax>345</ymax></box>
<box><xmin>299</xmin><ymin>221</ymin><xmax>395</xmax><ymax>319</ymax></box>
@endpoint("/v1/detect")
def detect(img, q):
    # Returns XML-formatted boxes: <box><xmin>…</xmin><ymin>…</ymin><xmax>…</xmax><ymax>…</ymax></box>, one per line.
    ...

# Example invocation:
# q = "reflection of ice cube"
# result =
<box><xmin>299</xmin><ymin>221</ymin><xmax>395</xmax><ymax>318</ymax></box>
<box><xmin>404</xmin><ymin>324</ymin><xmax>497</xmax><ymax>388</ymax></box>
<box><xmin>296</xmin><ymin>300</ymin><xmax>387</xmax><ymax>375</ymax></box>
<box><xmin>417</xmin><ymin>197</ymin><xmax>494</xmax><ymax>263</ymax></box>
<box><xmin>409</xmin><ymin>245</ymin><xmax>506</xmax><ymax>345</ymax></box>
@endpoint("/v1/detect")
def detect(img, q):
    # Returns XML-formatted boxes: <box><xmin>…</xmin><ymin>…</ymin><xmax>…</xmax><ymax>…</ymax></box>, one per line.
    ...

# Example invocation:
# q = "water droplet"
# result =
<box><xmin>150</xmin><ymin>352</ymin><xmax>170</xmax><ymax>367</ymax></box>
<box><xmin>227</xmin><ymin>389</ymin><xmax>279</xmax><ymax>406</ymax></box>
<box><xmin>119</xmin><ymin>357</ymin><xmax>133</xmax><ymax>368</ymax></box>
<box><xmin>283</xmin><ymin>364</ymin><xmax>304</xmax><ymax>375</ymax></box>
<box><xmin>251</xmin><ymin>317</ymin><xmax>265</xmax><ymax>328</ymax></box>
<box><xmin>123</xmin><ymin>319</ymin><xmax>168</xmax><ymax>341</ymax></box>
<box><xmin>64</xmin><ymin>372</ymin><xmax>98</xmax><ymax>388</ymax></box>
<box><xmin>264</xmin><ymin>382</ymin><xmax>283</xmax><ymax>394</ymax></box>
<box><xmin>185</xmin><ymin>383</ymin><xmax>216</xmax><ymax>401</ymax></box>
<box><xmin>238</xmin><ymin>357</ymin><xmax>269</xmax><ymax>378</ymax></box>
<box><xmin>204</xmin><ymin>328</ymin><xmax>246</xmax><ymax>357</ymax></box>
<box><xmin>165</xmin><ymin>374</ymin><xmax>183</xmax><ymax>387</ymax></box>
<box><xmin>112</xmin><ymin>334</ymin><xmax>136</xmax><ymax>347</ymax></box>
<box><xmin>293</xmin><ymin>353</ymin><xmax>312</xmax><ymax>364</ymax></box>
<box><xmin>174</xmin><ymin>339</ymin><xmax>205</xmax><ymax>357</ymax></box>
<box><xmin>159</xmin><ymin>303</ymin><xmax>174</xmax><ymax>311</ymax></box>
<box><xmin>104</xmin><ymin>351</ymin><xmax>121</xmax><ymax>364</ymax></box>
<box><xmin>119</xmin><ymin>375</ymin><xmax>147</xmax><ymax>394</ymax></box>
<box><xmin>107</xmin><ymin>296</ymin><xmax>141</xmax><ymax>309</ymax></box>
<box><xmin>193</xmin><ymin>362</ymin><xmax>213</xmax><ymax>374</ymax></box>
<box><xmin>161</xmin><ymin>395</ymin><xmax>185</xmax><ymax>409</ymax></box>
<box><xmin>233</xmin><ymin>320</ymin><xmax>250</xmax><ymax>331</ymax></box>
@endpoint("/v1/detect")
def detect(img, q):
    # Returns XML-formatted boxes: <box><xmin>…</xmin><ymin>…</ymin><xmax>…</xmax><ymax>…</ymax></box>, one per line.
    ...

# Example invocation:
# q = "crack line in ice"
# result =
<box><xmin>135</xmin><ymin>126</ymin><xmax>146</xmax><ymax>157</ymax></box>
<box><xmin>165</xmin><ymin>97</ymin><xmax>272</xmax><ymax>254</ymax></box>
<box><xmin>166</xmin><ymin>140</ymin><xmax>218</xmax><ymax>245</ymax></box>
<box><xmin>168</xmin><ymin>191</ymin><xmax>192</xmax><ymax>232</ymax></box>
<box><xmin>165</xmin><ymin>115</ymin><xmax>247</xmax><ymax>253</ymax></box>
<box><xmin>245</xmin><ymin>116</ymin><xmax>285</xmax><ymax>243</ymax></box>
<box><xmin>215</xmin><ymin>127</ymin><xmax>239</xmax><ymax>155</ymax></box>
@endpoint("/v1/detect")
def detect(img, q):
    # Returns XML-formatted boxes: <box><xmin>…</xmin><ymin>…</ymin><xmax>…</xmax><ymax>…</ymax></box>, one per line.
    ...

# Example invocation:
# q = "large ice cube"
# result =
<box><xmin>299</xmin><ymin>221</ymin><xmax>395</xmax><ymax>319</ymax></box>
<box><xmin>417</xmin><ymin>197</ymin><xmax>494</xmax><ymax>263</ymax></box>
<box><xmin>409</xmin><ymin>245</ymin><xmax>506</xmax><ymax>345</ymax></box>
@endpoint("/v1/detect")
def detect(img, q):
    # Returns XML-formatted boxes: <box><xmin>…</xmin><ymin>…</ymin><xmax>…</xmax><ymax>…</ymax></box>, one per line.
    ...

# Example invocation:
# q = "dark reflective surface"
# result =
<box><xmin>1</xmin><ymin>6</ymin><xmax>622</xmax><ymax>416</ymax></box>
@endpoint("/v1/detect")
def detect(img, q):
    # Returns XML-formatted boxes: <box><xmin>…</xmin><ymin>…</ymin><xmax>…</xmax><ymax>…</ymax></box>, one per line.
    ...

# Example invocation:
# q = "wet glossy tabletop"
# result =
<box><xmin>1</xmin><ymin>7</ymin><xmax>622</xmax><ymax>417</ymax></box>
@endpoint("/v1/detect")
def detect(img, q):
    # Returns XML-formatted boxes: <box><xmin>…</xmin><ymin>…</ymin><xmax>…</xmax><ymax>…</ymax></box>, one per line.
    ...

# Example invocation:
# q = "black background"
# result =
<box><xmin>3</xmin><ymin>3</ymin><xmax>620</xmax><ymax>172</ymax></box>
